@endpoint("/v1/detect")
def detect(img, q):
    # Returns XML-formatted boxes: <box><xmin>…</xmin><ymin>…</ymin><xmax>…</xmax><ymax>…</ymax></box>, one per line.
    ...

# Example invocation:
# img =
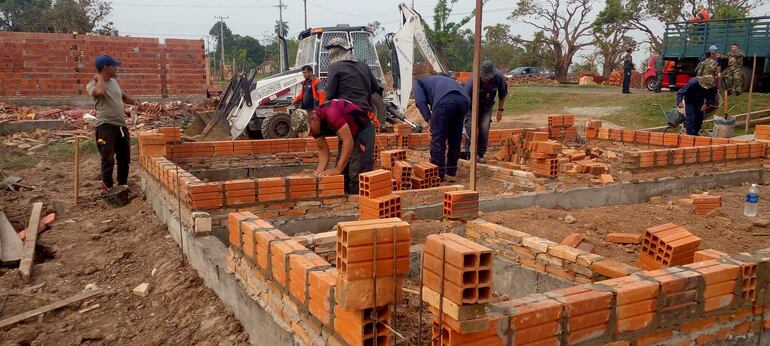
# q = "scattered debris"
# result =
<box><xmin>78</xmin><ymin>303</ymin><xmax>101</xmax><ymax>314</ymax></box>
<box><xmin>133</xmin><ymin>283</ymin><xmax>150</xmax><ymax>297</ymax></box>
<box><xmin>0</xmin><ymin>289</ymin><xmax>104</xmax><ymax>329</ymax></box>
<box><xmin>0</xmin><ymin>209</ymin><xmax>23</xmax><ymax>264</ymax></box>
<box><xmin>564</xmin><ymin>214</ymin><xmax>577</xmax><ymax>224</ymax></box>
<box><xmin>753</xmin><ymin>219</ymin><xmax>770</xmax><ymax>228</ymax></box>
<box><xmin>649</xmin><ymin>196</ymin><xmax>665</xmax><ymax>205</ymax></box>
<box><xmin>18</xmin><ymin>202</ymin><xmax>43</xmax><ymax>281</ymax></box>
<box><xmin>606</xmin><ymin>233</ymin><xmax>641</xmax><ymax>244</ymax></box>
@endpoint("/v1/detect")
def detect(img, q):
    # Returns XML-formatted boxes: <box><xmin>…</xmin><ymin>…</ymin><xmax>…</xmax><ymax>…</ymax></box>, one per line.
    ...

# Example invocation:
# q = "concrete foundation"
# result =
<box><xmin>492</xmin><ymin>258</ymin><xmax>573</xmax><ymax>297</ymax></box>
<box><xmin>141</xmin><ymin>173</ymin><xmax>296</xmax><ymax>346</ymax></box>
<box><xmin>0</xmin><ymin>119</ymin><xmax>68</xmax><ymax>135</ymax></box>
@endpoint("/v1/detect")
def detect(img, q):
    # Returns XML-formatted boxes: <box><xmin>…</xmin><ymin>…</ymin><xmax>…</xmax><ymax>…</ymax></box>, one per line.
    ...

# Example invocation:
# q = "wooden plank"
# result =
<box><xmin>421</xmin><ymin>285</ymin><xmax>486</xmax><ymax>321</ymax></box>
<box><xmin>0</xmin><ymin>289</ymin><xmax>104</xmax><ymax>329</ymax></box>
<box><xmin>0</xmin><ymin>209</ymin><xmax>23</xmax><ymax>264</ymax></box>
<box><xmin>18</xmin><ymin>202</ymin><xmax>42</xmax><ymax>281</ymax></box>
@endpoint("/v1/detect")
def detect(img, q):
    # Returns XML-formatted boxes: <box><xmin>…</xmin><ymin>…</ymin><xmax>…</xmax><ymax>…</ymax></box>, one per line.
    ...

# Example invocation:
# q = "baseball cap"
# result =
<box><xmin>480</xmin><ymin>60</ymin><xmax>495</xmax><ymax>80</ymax></box>
<box><xmin>95</xmin><ymin>55</ymin><xmax>122</xmax><ymax>69</ymax></box>
<box><xmin>708</xmin><ymin>45</ymin><xmax>718</xmax><ymax>52</ymax></box>
<box><xmin>324</xmin><ymin>37</ymin><xmax>352</xmax><ymax>51</ymax></box>
<box><xmin>698</xmin><ymin>75</ymin><xmax>716</xmax><ymax>89</ymax></box>
<box><xmin>291</xmin><ymin>109</ymin><xmax>310</xmax><ymax>137</ymax></box>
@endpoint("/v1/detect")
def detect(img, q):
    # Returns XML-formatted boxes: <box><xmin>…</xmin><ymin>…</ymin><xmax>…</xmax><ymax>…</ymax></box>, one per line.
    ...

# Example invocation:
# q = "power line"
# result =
<box><xmin>113</xmin><ymin>2</ymin><xmax>274</xmax><ymax>8</ymax></box>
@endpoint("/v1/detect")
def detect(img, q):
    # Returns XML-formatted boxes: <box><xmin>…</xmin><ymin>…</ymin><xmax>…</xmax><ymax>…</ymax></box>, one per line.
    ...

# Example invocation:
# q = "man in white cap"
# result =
<box><xmin>292</xmin><ymin>99</ymin><xmax>375</xmax><ymax>194</ymax></box>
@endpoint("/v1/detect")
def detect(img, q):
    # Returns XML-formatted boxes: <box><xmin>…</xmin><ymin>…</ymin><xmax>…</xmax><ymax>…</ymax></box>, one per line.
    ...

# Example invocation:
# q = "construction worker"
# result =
<box><xmin>696</xmin><ymin>50</ymin><xmax>720</xmax><ymax>78</ymax></box>
<box><xmin>323</xmin><ymin>37</ymin><xmax>381</xmax><ymax>115</ymax></box>
<box><xmin>654</xmin><ymin>51</ymin><xmax>665</xmax><ymax>92</ymax></box>
<box><xmin>677</xmin><ymin>75</ymin><xmax>718</xmax><ymax>136</ymax></box>
<box><xmin>292</xmin><ymin>65</ymin><xmax>324</xmax><ymax>111</ymax></box>
<box><xmin>87</xmin><ymin>55</ymin><xmax>138</xmax><ymax>191</ymax></box>
<box><xmin>725</xmin><ymin>43</ymin><xmax>745</xmax><ymax>96</ymax></box>
<box><xmin>690</xmin><ymin>8</ymin><xmax>710</xmax><ymax>22</ymax></box>
<box><xmin>291</xmin><ymin>99</ymin><xmax>375</xmax><ymax>194</ymax></box>
<box><xmin>463</xmin><ymin>60</ymin><xmax>507</xmax><ymax>163</ymax></box>
<box><xmin>413</xmin><ymin>75</ymin><xmax>470</xmax><ymax>182</ymax></box>
<box><xmin>622</xmin><ymin>48</ymin><xmax>634</xmax><ymax>94</ymax></box>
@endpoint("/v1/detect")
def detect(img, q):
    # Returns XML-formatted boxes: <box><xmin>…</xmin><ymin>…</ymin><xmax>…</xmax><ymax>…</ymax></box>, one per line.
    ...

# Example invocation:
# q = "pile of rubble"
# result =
<box><xmin>506</xmin><ymin>75</ymin><xmax>559</xmax><ymax>86</ymax></box>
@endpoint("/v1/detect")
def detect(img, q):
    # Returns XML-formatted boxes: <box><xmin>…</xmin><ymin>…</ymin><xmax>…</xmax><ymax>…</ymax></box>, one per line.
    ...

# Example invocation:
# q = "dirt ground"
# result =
<box><xmin>0</xmin><ymin>145</ymin><xmax>248</xmax><ymax>345</ymax></box>
<box><xmin>481</xmin><ymin>184</ymin><xmax>770</xmax><ymax>266</ymax></box>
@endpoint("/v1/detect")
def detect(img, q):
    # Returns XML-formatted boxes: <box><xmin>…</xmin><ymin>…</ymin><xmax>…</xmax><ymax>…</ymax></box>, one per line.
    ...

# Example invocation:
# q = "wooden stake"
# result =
<box><xmin>18</xmin><ymin>202</ymin><xmax>42</xmax><ymax>282</ymax></box>
<box><xmin>745</xmin><ymin>53</ymin><xmax>757</xmax><ymax>133</ymax></box>
<box><xmin>74</xmin><ymin>137</ymin><xmax>80</xmax><ymax>205</ymax></box>
<box><xmin>0</xmin><ymin>289</ymin><xmax>104</xmax><ymax>329</ymax></box>
<box><xmin>468</xmin><ymin>0</ymin><xmax>483</xmax><ymax>191</ymax></box>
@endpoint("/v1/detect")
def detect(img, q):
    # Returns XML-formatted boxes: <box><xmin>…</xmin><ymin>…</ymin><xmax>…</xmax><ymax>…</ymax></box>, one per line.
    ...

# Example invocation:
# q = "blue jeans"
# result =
<box><xmin>463</xmin><ymin>108</ymin><xmax>493</xmax><ymax>158</ymax></box>
<box><xmin>684</xmin><ymin>103</ymin><xmax>705</xmax><ymax>136</ymax></box>
<box><xmin>622</xmin><ymin>67</ymin><xmax>632</xmax><ymax>93</ymax></box>
<box><xmin>430</xmin><ymin>93</ymin><xmax>468</xmax><ymax>179</ymax></box>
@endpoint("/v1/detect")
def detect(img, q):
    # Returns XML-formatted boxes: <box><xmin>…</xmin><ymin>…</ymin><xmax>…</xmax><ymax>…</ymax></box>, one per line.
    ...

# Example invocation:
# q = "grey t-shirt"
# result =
<box><xmin>86</xmin><ymin>79</ymin><xmax>127</xmax><ymax>127</ymax></box>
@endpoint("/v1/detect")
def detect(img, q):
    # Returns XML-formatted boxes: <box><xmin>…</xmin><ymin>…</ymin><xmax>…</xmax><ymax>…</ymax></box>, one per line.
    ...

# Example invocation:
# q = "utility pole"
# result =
<box><xmin>302</xmin><ymin>0</ymin><xmax>308</xmax><ymax>29</ymax></box>
<box><xmin>215</xmin><ymin>16</ymin><xmax>229</xmax><ymax>80</ymax></box>
<box><xmin>276</xmin><ymin>0</ymin><xmax>287</xmax><ymax>71</ymax></box>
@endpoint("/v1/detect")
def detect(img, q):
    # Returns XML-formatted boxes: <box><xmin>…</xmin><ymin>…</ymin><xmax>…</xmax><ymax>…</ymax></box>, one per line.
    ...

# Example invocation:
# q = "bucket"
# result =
<box><xmin>712</xmin><ymin>116</ymin><xmax>736</xmax><ymax>138</ymax></box>
<box><xmin>102</xmin><ymin>186</ymin><xmax>130</xmax><ymax>208</ymax></box>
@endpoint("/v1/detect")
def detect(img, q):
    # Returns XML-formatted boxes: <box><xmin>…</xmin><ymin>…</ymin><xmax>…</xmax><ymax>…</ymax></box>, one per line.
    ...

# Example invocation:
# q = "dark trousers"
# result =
<box><xmin>654</xmin><ymin>71</ymin><xmax>663</xmax><ymax>91</ymax></box>
<box><xmin>95</xmin><ymin>123</ymin><xmax>130</xmax><ymax>188</ymax></box>
<box><xmin>431</xmin><ymin>93</ymin><xmax>468</xmax><ymax>179</ymax></box>
<box><xmin>337</xmin><ymin>122</ymin><xmax>375</xmax><ymax>194</ymax></box>
<box><xmin>668</xmin><ymin>72</ymin><xmax>677</xmax><ymax>88</ymax></box>
<box><xmin>684</xmin><ymin>103</ymin><xmax>705</xmax><ymax>136</ymax></box>
<box><xmin>622</xmin><ymin>67</ymin><xmax>632</xmax><ymax>93</ymax></box>
<box><xmin>463</xmin><ymin>107</ymin><xmax>493</xmax><ymax>159</ymax></box>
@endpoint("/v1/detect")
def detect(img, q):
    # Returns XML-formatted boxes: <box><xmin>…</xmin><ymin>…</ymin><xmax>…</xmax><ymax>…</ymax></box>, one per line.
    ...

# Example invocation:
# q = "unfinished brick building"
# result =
<box><xmin>138</xmin><ymin>116</ymin><xmax>770</xmax><ymax>345</ymax></box>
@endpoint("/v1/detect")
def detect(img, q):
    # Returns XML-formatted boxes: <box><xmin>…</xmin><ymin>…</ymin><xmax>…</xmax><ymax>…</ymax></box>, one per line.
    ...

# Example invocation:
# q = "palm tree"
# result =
<box><xmin>274</xmin><ymin>20</ymin><xmax>289</xmax><ymax>37</ymax></box>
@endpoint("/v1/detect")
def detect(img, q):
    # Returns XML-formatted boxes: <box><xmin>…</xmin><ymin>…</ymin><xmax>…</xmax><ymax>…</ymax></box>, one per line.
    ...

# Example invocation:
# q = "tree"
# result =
<box><xmin>482</xmin><ymin>24</ymin><xmax>516</xmax><ymax>70</ymax></box>
<box><xmin>423</xmin><ymin>0</ymin><xmax>477</xmax><ymax>69</ymax></box>
<box><xmin>0</xmin><ymin>0</ymin><xmax>116</xmax><ymax>34</ymax></box>
<box><xmin>509</xmin><ymin>0</ymin><xmax>594</xmax><ymax>81</ymax></box>
<box><xmin>510</xmin><ymin>31</ymin><xmax>556</xmax><ymax>70</ymax></box>
<box><xmin>274</xmin><ymin>20</ymin><xmax>289</xmax><ymax>37</ymax></box>
<box><xmin>208</xmin><ymin>21</ymin><xmax>267</xmax><ymax>76</ymax></box>
<box><xmin>593</xmin><ymin>0</ymin><xmax>636</xmax><ymax>77</ymax></box>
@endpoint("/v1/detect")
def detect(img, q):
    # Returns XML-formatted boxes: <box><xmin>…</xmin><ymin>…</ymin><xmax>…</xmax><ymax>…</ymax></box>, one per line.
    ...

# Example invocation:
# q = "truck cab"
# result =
<box><xmin>655</xmin><ymin>16</ymin><xmax>770</xmax><ymax>92</ymax></box>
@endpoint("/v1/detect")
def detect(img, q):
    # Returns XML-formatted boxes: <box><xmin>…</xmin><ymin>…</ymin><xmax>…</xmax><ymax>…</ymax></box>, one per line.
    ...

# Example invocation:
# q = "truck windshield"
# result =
<box><xmin>296</xmin><ymin>36</ymin><xmax>316</xmax><ymax>70</ymax></box>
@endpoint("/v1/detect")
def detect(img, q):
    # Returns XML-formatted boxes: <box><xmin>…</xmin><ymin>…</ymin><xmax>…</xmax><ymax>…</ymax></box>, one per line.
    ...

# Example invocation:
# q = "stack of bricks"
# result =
<box><xmin>691</xmin><ymin>194</ymin><xmax>722</xmax><ymax>215</ymax></box>
<box><xmin>319</xmin><ymin>175</ymin><xmax>345</xmax><ymax>197</ymax></box>
<box><xmin>393</xmin><ymin>123</ymin><xmax>413</xmax><ymax>147</ymax></box>
<box><xmin>638</xmin><ymin>223</ymin><xmax>701</xmax><ymax>270</ymax></box>
<box><xmin>157</xmin><ymin>127</ymin><xmax>182</xmax><ymax>142</ymax></box>
<box><xmin>600</xmin><ymin>274</ymin><xmax>659</xmax><ymax>334</ymax></box>
<box><xmin>358</xmin><ymin>170</ymin><xmax>402</xmax><ymax>220</ymax></box>
<box><xmin>186</xmin><ymin>182</ymin><xmax>224</xmax><ymax>209</ymax></box>
<box><xmin>334</xmin><ymin>218</ymin><xmax>410</xmax><ymax>345</ymax></box>
<box><xmin>584</xmin><ymin>120</ymin><xmax>602</xmax><ymax>139</ymax></box>
<box><xmin>684</xmin><ymin>260</ymin><xmax>741</xmax><ymax>312</ymax></box>
<box><xmin>530</xmin><ymin>140</ymin><xmax>562</xmax><ymax>178</ymax></box>
<box><xmin>224</xmin><ymin>179</ymin><xmax>256</xmax><ymax>206</ymax></box>
<box><xmin>756</xmin><ymin>124</ymin><xmax>770</xmax><ymax>140</ymax></box>
<box><xmin>545</xmin><ymin>285</ymin><xmax>613</xmax><ymax>344</ymax></box>
<box><xmin>413</xmin><ymin>162</ymin><xmax>440</xmax><ymax>188</ymax></box>
<box><xmin>380</xmin><ymin>149</ymin><xmax>407</xmax><ymax>169</ymax></box>
<box><xmin>257</xmin><ymin>177</ymin><xmax>286</xmax><ymax>202</ymax></box>
<box><xmin>137</xmin><ymin>132</ymin><xmax>167</xmax><ymax>165</ymax></box>
<box><xmin>443</xmin><ymin>190</ymin><xmax>479</xmax><ymax>220</ymax></box>
<box><xmin>547</xmin><ymin>115</ymin><xmax>577</xmax><ymax>141</ymax></box>
<box><xmin>287</xmin><ymin>175</ymin><xmax>317</xmax><ymax>199</ymax></box>
<box><xmin>423</xmin><ymin>233</ymin><xmax>494</xmax><ymax>345</ymax></box>
<box><xmin>392</xmin><ymin>161</ymin><xmax>413</xmax><ymax>191</ymax></box>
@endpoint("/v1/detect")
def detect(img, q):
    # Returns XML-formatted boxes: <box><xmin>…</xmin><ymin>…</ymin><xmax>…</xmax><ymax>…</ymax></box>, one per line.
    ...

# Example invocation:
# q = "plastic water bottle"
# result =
<box><xmin>744</xmin><ymin>184</ymin><xmax>759</xmax><ymax>217</ymax></box>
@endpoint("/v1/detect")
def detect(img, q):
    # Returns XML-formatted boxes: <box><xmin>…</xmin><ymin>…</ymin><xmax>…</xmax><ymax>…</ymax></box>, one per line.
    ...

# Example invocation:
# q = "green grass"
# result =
<box><xmin>503</xmin><ymin>86</ymin><xmax>770</xmax><ymax>129</ymax></box>
<box><xmin>0</xmin><ymin>154</ymin><xmax>41</xmax><ymax>169</ymax></box>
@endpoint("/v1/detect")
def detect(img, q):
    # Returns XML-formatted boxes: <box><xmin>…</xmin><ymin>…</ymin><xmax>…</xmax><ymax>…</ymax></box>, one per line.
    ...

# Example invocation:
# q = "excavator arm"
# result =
<box><xmin>384</xmin><ymin>2</ymin><xmax>448</xmax><ymax>126</ymax></box>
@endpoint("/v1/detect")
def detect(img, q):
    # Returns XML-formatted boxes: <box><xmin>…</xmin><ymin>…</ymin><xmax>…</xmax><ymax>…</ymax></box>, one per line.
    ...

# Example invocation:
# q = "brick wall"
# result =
<box><xmin>466</xmin><ymin>220</ymin><xmax>642</xmax><ymax>284</ymax></box>
<box><xmin>0</xmin><ymin>32</ymin><xmax>205</xmax><ymax>98</ymax></box>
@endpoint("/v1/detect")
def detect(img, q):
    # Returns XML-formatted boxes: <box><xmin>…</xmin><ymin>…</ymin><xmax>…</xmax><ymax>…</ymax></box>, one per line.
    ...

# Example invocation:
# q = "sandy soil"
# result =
<box><xmin>0</xmin><ymin>146</ymin><xmax>248</xmax><ymax>345</ymax></box>
<box><xmin>481</xmin><ymin>184</ymin><xmax>770</xmax><ymax>266</ymax></box>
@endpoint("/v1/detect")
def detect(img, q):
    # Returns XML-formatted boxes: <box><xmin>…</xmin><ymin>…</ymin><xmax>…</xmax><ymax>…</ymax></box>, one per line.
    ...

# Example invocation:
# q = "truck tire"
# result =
<box><xmin>260</xmin><ymin>112</ymin><xmax>295</xmax><ymax>139</ymax></box>
<box><xmin>742</xmin><ymin>66</ymin><xmax>753</xmax><ymax>92</ymax></box>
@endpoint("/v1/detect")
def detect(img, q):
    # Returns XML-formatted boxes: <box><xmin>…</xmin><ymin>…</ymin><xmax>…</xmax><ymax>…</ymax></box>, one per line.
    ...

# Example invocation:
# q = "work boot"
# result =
<box><xmin>477</xmin><ymin>156</ymin><xmax>486</xmax><ymax>164</ymax></box>
<box><xmin>445</xmin><ymin>175</ymin><xmax>457</xmax><ymax>183</ymax></box>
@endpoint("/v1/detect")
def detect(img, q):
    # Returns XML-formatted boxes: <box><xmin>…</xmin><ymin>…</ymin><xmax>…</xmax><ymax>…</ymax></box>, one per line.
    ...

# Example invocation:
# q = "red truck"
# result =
<box><xmin>643</xmin><ymin>55</ymin><xmax>693</xmax><ymax>91</ymax></box>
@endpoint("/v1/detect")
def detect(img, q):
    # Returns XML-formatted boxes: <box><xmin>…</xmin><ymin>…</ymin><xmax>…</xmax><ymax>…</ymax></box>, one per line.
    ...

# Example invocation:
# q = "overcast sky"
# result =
<box><xmin>110</xmin><ymin>0</ymin><xmax>770</xmax><ymax>64</ymax></box>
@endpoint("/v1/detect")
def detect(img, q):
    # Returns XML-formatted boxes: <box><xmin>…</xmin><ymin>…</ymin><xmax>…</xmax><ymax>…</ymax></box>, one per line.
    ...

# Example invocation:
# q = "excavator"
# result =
<box><xmin>214</xmin><ymin>2</ymin><xmax>447</xmax><ymax>140</ymax></box>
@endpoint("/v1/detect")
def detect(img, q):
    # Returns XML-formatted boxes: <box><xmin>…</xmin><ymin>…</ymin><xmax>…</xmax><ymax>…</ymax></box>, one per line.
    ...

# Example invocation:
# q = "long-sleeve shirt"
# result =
<box><xmin>325</xmin><ymin>60</ymin><xmax>379</xmax><ymax>112</ymax></box>
<box><xmin>464</xmin><ymin>71</ymin><xmax>508</xmax><ymax>112</ymax></box>
<box><xmin>413</xmin><ymin>75</ymin><xmax>469</xmax><ymax>122</ymax></box>
<box><xmin>677</xmin><ymin>77</ymin><xmax>717</xmax><ymax>107</ymax></box>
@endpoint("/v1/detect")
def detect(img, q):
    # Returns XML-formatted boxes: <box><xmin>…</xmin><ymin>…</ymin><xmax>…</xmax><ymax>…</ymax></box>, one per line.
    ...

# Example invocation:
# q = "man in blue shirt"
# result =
<box><xmin>414</xmin><ymin>75</ymin><xmax>470</xmax><ymax>182</ymax></box>
<box><xmin>463</xmin><ymin>61</ymin><xmax>508</xmax><ymax>163</ymax></box>
<box><xmin>677</xmin><ymin>75</ymin><xmax>718</xmax><ymax>136</ymax></box>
